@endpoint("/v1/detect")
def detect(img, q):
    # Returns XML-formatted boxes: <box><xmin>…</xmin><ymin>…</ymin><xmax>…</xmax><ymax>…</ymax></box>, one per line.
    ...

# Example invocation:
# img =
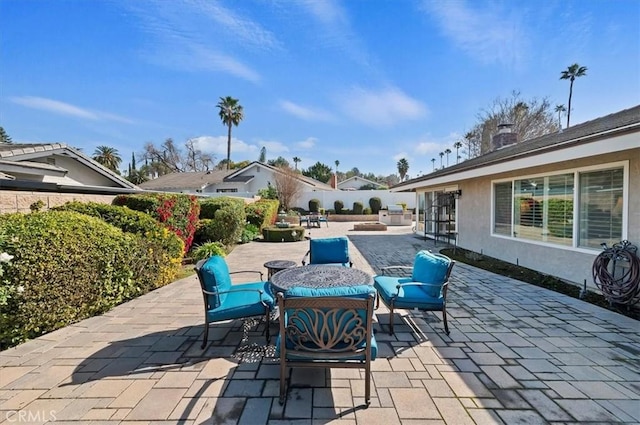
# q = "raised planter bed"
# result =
<box><xmin>353</xmin><ymin>222</ymin><xmax>387</xmax><ymax>231</ymax></box>
<box><xmin>261</xmin><ymin>225</ymin><xmax>306</xmax><ymax>242</ymax></box>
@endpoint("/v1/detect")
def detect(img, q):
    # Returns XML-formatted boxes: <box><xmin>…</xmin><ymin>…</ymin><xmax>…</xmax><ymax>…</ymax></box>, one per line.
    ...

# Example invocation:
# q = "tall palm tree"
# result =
<box><xmin>453</xmin><ymin>141</ymin><xmax>463</xmax><ymax>164</ymax></box>
<box><xmin>439</xmin><ymin>152</ymin><xmax>444</xmax><ymax>168</ymax></box>
<box><xmin>216</xmin><ymin>96</ymin><xmax>244</xmax><ymax>170</ymax></box>
<box><xmin>92</xmin><ymin>146</ymin><xmax>121</xmax><ymax>172</ymax></box>
<box><xmin>560</xmin><ymin>64</ymin><xmax>587</xmax><ymax>128</ymax></box>
<box><xmin>334</xmin><ymin>160</ymin><xmax>340</xmax><ymax>184</ymax></box>
<box><xmin>293</xmin><ymin>156</ymin><xmax>301</xmax><ymax>171</ymax></box>
<box><xmin>431</xmin><ymin>158</ymin><xmax>436</xmax><ymax>171</ymax></box>
<box><xmin>397</xmin><ymin>158</ymin><xmax>409</xmax><ymax>181</ymax></box>
<box><xmin>554</xmin><ymin>104</ymin><xmax>566</xmax><ymax>130</ymax></box>
<box><xmin>444</xmin><ymin>148</ymin><xmax>452</xmax><ymax>167</ymax></box>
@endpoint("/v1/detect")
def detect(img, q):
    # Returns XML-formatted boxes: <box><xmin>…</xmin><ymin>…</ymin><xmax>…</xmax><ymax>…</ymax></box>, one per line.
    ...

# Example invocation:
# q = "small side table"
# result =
<box><xmin>264</xmin><ymin>260</ymin><xmax>297</xmax><ymax>280</ymax></box>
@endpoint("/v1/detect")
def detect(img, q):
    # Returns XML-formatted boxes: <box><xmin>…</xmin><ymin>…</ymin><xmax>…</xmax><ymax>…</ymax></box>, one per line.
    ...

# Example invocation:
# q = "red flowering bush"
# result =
<box><xmin>114</xmin><ymin>194</ymin><xmax>200</xmax><ymax>252</ymax></box>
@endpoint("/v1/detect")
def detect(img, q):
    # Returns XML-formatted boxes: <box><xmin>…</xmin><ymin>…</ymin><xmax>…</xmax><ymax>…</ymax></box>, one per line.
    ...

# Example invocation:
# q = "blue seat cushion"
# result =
<box><xmin>310</xmin><ymin>237</ymin><xmax>349</xmax><ymax>265</ymax></box>
<box><xmin>285</xmin><ymin>285</ymin><xmax>375</xmax><ymax>299</ymax></box>
<box><xmin>412</xmin><ymin>251</ymin><xmax>450</xmax><ymax>284</ymax></box>
<box><xmin>374</xmin><ymin>275</ymin><xmax>444</xmax><ymax>310</ymax></box>
<box><xmin>200</xmin><ymin>255</ymin><xmax>233</xmax><ymax>308</ymax></box>
<box><xmin>206</xmin><ymin>281</ymin><xmax>274</xmax><ymax>322</ymax></box>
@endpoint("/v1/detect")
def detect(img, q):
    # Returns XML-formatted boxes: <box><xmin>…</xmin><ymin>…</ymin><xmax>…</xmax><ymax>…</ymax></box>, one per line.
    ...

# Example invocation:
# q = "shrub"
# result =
<box><xmin>397</xmin><ymin>202</ymin><xmax>407</xmax><ymax>210</ymax></box>
<box><xmin>0</xmin><ymin>211</ymin><xmax>180</xmax><ymax>348</ymax></box>
<box><xmin>363</xmin><ymin>207</ymin><xmax>372</xmax><ymax>214</ymax></box>
<box><xmin>309</xmin><ymin>199</ymin><xmax>321</xmax><ymax>213</ymax></box>
<box><xmin>369</xmin><ymin>197</ymin><xmax>382</xmax><ymax>214</ymax></box>
<box><xmin>194</xmin><ymin>201</ymin><xmax>246</xmax><ymax>247</ymax></box>
<box><xmin>199</xmin><ymin>197</ymin><xmax>245</xmax><ymax>219</ymax></box>
<box><xmin>113</xmin><ymin>193</ymin><xmax>199</xmax><ymax>252</ymax></box>
<box><xmin>334</xmin><ymin>200</ymin><xmax>344</xmax><ymax>214</ymax></box>
<box><xmin>352</xmin><ymin>201</ymin><xmax>364</xmax><ymax>214</ymax></box>
<box><xmin>190</xmin><ymin>241</ymin><xmax>226</xmax><ymax>262</ymax></box>
<box><xmin>240</xmin><ymin>223</ymin><xmax>260</xmax><ymax>244</ymax></box>
<box><xmin>245</xmin><ymin>199</ymin><xmax>279</xmax><ymax>229</ymax></box>
<box><xmin>261</xmin><ymin>226</ymin><xmax>306</xmax><ymax>242</ymax></box>
<box><xmin>30</xmin><ymin>200</ymin><xmax>45</xmax><ymax>212</ymax></box>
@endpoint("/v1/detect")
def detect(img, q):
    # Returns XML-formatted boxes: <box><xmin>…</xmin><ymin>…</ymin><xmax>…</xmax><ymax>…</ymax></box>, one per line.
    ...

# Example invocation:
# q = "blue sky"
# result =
<box><xmin>1</xmin><ymin>0</ymin><xmax>638</xmax><ymax>178</ymax></box>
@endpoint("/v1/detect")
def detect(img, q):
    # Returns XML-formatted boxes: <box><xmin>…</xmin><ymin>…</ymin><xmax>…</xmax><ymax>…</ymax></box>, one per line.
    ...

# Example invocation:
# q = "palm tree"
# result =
<box><xmin>453</xmin><ymin>141</ymin><xmax>463</xmax><ymax>164</ymax></box>
<box><xmin>560</xmin><ymin>63</ymin><xmax>587</xmax><ymax>128</ymax></box>
<box><xmin>293</xmin><ymin>156</ymin><xmax>301</xmax><ymax>171</ymax></box>
<box><xmin>334</xmin><ymin>160</ymin><xmax>340</xmax><ymax>184</ymax></box>
<box><xmin>216</xmin><ymin>96</ymin><xmax>244</xmax><ymax>170</ymax></box>
<box><xmin>439</xmin><ymin>152</ymin><xmax>444</xmax><ymax>168</ymax></box>
<box><xmin>554</xmin><ymin>104</ymin><xmax>566</xmax><ymax>130</ymax></box>
<box><xmin>397</xmin><ymin>158</ymin><xmax>409</xmax><ymax>181</ymax></box>
<box><xmin>92</xmin><ymin>146</ymin><xmax>121</xmax><ymax>172</ymax></box>
<box><xmin>444</xmin><ymin>148</ymin><xmax>452</xmax><ymax>167</ymax></box>
<box><xmin>431</xmin><ymin>158</ymin><xmax>436</xmax><ymax>171</ymax></box>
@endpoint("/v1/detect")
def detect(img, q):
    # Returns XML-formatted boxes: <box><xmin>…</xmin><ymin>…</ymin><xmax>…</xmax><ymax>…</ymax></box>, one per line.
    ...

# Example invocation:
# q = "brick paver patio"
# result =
<box><xmin>1</xmin><ymin>222</ymin><xmax>638</xmax><ymax>424</ymax></box>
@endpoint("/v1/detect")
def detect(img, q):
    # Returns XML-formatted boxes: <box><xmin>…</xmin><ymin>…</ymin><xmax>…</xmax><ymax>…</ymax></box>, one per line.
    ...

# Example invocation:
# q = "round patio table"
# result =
<box><xmin>270</xmin><ymin>264</ymin><xmax>373</xmax><ymax>294</ymax></box>
<box><xmin>264</xmin><ymin>260</ymin><xmax>297</xmax><ymax>280</ymax></box>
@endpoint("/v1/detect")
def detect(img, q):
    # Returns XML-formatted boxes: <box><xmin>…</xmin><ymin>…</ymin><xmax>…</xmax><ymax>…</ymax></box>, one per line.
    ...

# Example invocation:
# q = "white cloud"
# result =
<box><xmin>279</xmin><ymin>100</ymin><xmax>333</xmax><ymax>121</ymax></box>
<box><xmin>421</xmin><ymin>0</ymin><xmax>529</xmax><ymax>68</ymax></box>
<box><xmin>10</xmin><ymin>96</ymin><xmax>134</xmax><ymax>124</ymax></box>
<box><xmin>338</xmin><ymin>87</ymin><xmax>428</xmax><ymax>127</ymax></box>
<box><xmin>191</xmin><ymin>135</ymin><xmax>258</xmax><ymax>156</ymax></box>
<box><xmin>295</xmin><ymin>137</ymin><xmax>317</xmax><ymax>149</ymax></box>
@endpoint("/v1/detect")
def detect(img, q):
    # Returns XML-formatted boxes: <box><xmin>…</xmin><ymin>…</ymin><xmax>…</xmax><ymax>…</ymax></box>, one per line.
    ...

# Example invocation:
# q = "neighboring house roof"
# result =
<box><xmin>223</xmin><ymin>161</ymin><xmax>336</xmax><ymax>190</ymax></box>
<box><xmin>0</xmin><ymin>142</ymin><xmax>138</xmax><ymax>189</ymax></box>
<box><xmin>337</xmin><ymin>176</ymin><xmax>383</xmax><ymax>189</ymax></box>
<box><xmin>392</xmin><ymin>105</ymin><xmax>640</xmax><ymax>192</ymax></box>
<box><xmin>138</xmin><ymin>170</ymin><xmax>234</xmax><ymax>191</ymax></box>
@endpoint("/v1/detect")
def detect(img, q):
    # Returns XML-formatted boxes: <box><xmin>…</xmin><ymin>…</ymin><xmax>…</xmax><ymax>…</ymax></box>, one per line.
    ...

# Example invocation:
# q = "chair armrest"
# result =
<box><xmin>202</xmin><ymin>287</ymin><xmax>270</xmax><ymax>304</ymax></box>
<box><xmin>393</xmin><ymin>281</ymin><xmax>448</xmax><ymax>299</ymax></box>
<box><xmin>380</xmin><ymin>266</ymin><xmax>413</xmax><ymax>276</ymax></box>
<box><xmin>301</xmin><ymin>250</ymin><xmax>310</xmax><ymax>266</ymax></box>
<box><xmin>229</xmin><ymin>270</ymin><xmax>264</xmax><ymax>281</ymax></box>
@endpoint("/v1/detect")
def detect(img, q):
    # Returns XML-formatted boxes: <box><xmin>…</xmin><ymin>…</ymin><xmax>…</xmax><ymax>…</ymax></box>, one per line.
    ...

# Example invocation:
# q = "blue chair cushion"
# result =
<box><xmin>200</xmin><ymin>255</ymin><xmax>233</xmax><ymax>308</ymax></box>
<box><xmin>206</xmin><ymin>281</ymin><xmax>274</xmax><ymax>322</ymax></box>
<box><xmin>374</xmin><ymin>275</ymin><xmax>443</xmax><ymax>310</ymax></box>
<box><xmin>412</xmin><ymin>251</ymin><xmax>450</xmax><ymax>284</ymax></box>
<box><xmin>310</xmin><ymin>237</ymin><xmax>349</xmax><ymax>265</ymax></box>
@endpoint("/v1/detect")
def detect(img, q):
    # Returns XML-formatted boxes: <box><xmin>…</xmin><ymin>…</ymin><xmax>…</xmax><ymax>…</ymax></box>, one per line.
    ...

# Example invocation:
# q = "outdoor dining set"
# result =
<box><xmin>194</xmin><ymin>236</ymin><xmax>455</xmax><ymax>407</ymax></box>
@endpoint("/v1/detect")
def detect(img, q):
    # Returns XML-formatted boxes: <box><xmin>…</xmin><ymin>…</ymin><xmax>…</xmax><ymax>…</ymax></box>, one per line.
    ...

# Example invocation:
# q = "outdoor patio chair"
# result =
<box><xmin>302</xmin><ymin>236</ymin><xmax>353</xmax><ymax>267</ymax></box>
<box><xmin>195</xmin><ymin>256</ymin><xmax>274</xmax><ymax>348</ymax></box>
<box><xmin>373</xmin><ymin>250</ymin><xmax>455</xmax><ymax>335</ymax></box>
<box><xmin>276</xmin><ymin>286</ymin><xmax>377</xmax><ymax>405</ymax></box>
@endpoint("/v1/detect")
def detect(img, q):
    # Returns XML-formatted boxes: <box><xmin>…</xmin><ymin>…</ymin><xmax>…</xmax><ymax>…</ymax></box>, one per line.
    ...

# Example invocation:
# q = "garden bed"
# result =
<box><xmin>353</xmin><ymin>222</ymin><xmax>387</xmax><ymax>231</ymax></box>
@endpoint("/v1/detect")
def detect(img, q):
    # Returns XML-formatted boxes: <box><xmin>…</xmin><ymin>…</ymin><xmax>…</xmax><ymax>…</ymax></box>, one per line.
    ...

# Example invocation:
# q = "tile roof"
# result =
<box><xmin>138</xmin><ymin>170</ymin><xmax>234</xmax><ymax>190</ymax></box>
<box><xmin>392</xmin><ymin>104</ymin><xmax>640</xmax><ymax>190</ymax></box>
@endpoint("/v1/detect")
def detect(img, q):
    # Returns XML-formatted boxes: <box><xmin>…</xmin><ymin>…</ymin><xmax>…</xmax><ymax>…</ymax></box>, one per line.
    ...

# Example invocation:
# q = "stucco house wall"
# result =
<box><xmin>429</xmin><ymin>147</ymin><xmax>638</xmax><ymax>289</ymax></box>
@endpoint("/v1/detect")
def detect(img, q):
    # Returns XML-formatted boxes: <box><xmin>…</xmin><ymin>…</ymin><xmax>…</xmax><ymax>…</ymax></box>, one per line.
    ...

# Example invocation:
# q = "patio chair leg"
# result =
<box><xmin>264</xmin><ymin>308</ymin><xmax>271</xmax><ymax>343</ymax></box>
<box><xmin>388</xmin><ymin>303</ymin><xmax>395</xmax><ymax>335</ymax></box>
<box><xmin>375</xmin><ymin>293</ymin><xmax>380</xmax><ymax>309</ymax></box>
<box><xmin>365</xmin><ymin>364</ymin><xmax>371</xmax><ymax>406</ymax></box>
<box><xmin>442</xmin><ymin>305</ymin><xmax>450</xmax><ymax>335</ymax></box>
<box><xmin>201</xmin><ymin>321</ymin><xmax>209</xmax><ymax>349</ymax></box>
<box><xmin>279</xmin><ymin>364</ymin><xmax>287</xmax><ymax>405</ymax></box>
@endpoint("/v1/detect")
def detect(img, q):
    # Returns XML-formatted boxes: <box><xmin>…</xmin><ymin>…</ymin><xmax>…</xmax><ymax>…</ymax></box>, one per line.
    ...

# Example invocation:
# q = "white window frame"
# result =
<box><xmin>491</xmin><ymin>160</ymin><xmax>628</xmax><ymax>253</ymax></box>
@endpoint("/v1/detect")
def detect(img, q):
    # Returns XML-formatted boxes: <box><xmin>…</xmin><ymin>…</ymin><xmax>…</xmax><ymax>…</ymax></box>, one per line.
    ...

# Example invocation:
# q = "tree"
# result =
<box><xmin>439</xmin><ymin>152</ymin><xmax>444</xmax><ymax>168</ymax></box>
<box><xmin>453</xmin><ymin>141</ymin><xmax>463</xmax><ymax>164</ymax></box>
<box><xmin>259</xmin><ymin>146</ymin><xmax>266</xmax><ymax>162</ymax></box>
<box><xmin>397</xmin><ymin>158</ymin><xmax>409</xmax><ymax>181</ymax></box>
<box><xmin>268</xmin><ymin>156</ymin><xmax>290</xmax><ymax>168</ymax></box>
<box><xmin>0</xmin><ymin>127</ymin><xmax>12</xmax><ymax>144</ymax></box>
<box><xmin>560</xmin><ymin>63</ymin><xmax>587</xmax><ymax>128</ymax></box>
<box><xmin>143</xmin><ymin>137</ymin><xmax>214</xmax><ymax>175</ymax></box>
<box><xmin>302</xmin><ymin>161</ymin><xmax>332</xmax><ymax>183</ymax></box>
<box><xmin>92</xmin><ymin>146</ymin><xmax>121</xmax><ymax>172</ymax></box>
<box><xmin>273</xmin><ymin>166</ymin><xmax>304</xmax><ymax>210</ymax></box>
<box><xmin>216</xmin><ymin>96</ymin><xmax>244</xmax><ymax>170</ymax></box>
<box><xmin>465</xmin><ymin>91</ymin><xmax>558</xmax><ymax>157</ymax></box>
<box><xmin>431</xmin><ymin>158</ymin><xmax>436</xmax><ymax>171</ymax></box>
<box><xmin>444</xmin><ymin>148</ymin><xmax>452</xmax><ymax>167</ymax></box>
<box><xmin>554</xmin><ymin>104</ymin><xmax>566</xmax><ymax>130</ymax></box>
<box><xmin>126</xmin><ymin>169</ymin><xmax>149</xmax><ymax>185</ymax></box>
<box><xmin>293</xmin><ymin>156</ymin><xmax>301</xmax><ymax>171</ymax></box>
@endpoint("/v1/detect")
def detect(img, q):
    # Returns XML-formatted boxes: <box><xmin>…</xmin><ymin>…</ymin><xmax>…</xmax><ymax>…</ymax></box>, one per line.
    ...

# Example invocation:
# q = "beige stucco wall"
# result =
<box><xmin>423</xmin><ymin>147</ymin><xmax>639</xmax><ymax>289</ymax></box>
<box><xmin>0</xmin><ymin>191</ymin><xmax>116</xmax><ymax>214</ymax></box>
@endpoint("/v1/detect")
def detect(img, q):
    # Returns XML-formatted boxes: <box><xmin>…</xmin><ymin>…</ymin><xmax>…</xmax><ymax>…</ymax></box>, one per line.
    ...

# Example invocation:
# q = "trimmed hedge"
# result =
<box><xmin>352</xmin><ymin>201</ymin><xmax>364</xmax><ymax>214</ymax></box>
<box><xmin>334</xmin><ymin>200</ymin><xmax>344</xmax><ymax>214</ymax></box>
<box><xmin>113</xmin><ymin>193</ymin><xmax>199</xmax><ymax>252</ymax></box>
<box><xmin>245</xmin><ymin>199</ymin><xmax>279</xmax><ymax>229</ymax></box>
<box><xmin>261</xmin><ymin>226</ymin><xmax>306</xmax><ymax>242</ymax></box>
<box><xmin>0</xmin><ymin>211</ymin><xmax>182</xmax><ymax>348</ymax></box>
<box><xmin>309</xmin><ymin>199</ymin><xmax>321</xmax><ymax>213</ymax></box>
<box><xmin>369</xmin><ymin>197</ymin><xmax>382</xmax><ymax>214</ymax></box>
<box><xmin>195</xmin><ymin>197</ymin><xmax>246</xmax><ymax>247</ymax></box>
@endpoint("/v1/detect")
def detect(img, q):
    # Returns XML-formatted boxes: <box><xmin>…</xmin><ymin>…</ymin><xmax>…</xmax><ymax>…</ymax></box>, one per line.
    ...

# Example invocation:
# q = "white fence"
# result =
<box><xmin>197</xmin><ymin>189</ymin><xmax>415</xmax><ymax>211</ymax></box>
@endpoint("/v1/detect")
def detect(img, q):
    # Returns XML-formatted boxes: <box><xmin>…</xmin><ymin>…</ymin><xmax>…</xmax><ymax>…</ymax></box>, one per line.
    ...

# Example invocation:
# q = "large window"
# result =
<box><xmin>493</xmin><ymin>165</ymin><xmax>624</xmax><ymax>250</ymax></box>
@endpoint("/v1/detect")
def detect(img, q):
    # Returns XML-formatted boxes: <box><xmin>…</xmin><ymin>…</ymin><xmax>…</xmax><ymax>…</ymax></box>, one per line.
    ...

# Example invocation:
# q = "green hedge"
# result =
<box><xmin>369</xmin><ymin>197</ymin><xmax>382</xmax><ymax>214</ymax></box>
<box><xmin>195</xmin><ymin>197</ymin><xmax>247</xmax><ymax>247</ymax></box>
<box><xmin>245</xmin><ymin>199</ymin><xmax>279</xmax><ymax>229</ymax></box>
<box><xmin>261</xmin><ymin>226</ymin><xmax>306</xmax><ymax>242</ymax></box>
<box><xmin>0</xmin><ymin>211</ymin><xmax>183</xmax><ymax>348</ymax></box>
